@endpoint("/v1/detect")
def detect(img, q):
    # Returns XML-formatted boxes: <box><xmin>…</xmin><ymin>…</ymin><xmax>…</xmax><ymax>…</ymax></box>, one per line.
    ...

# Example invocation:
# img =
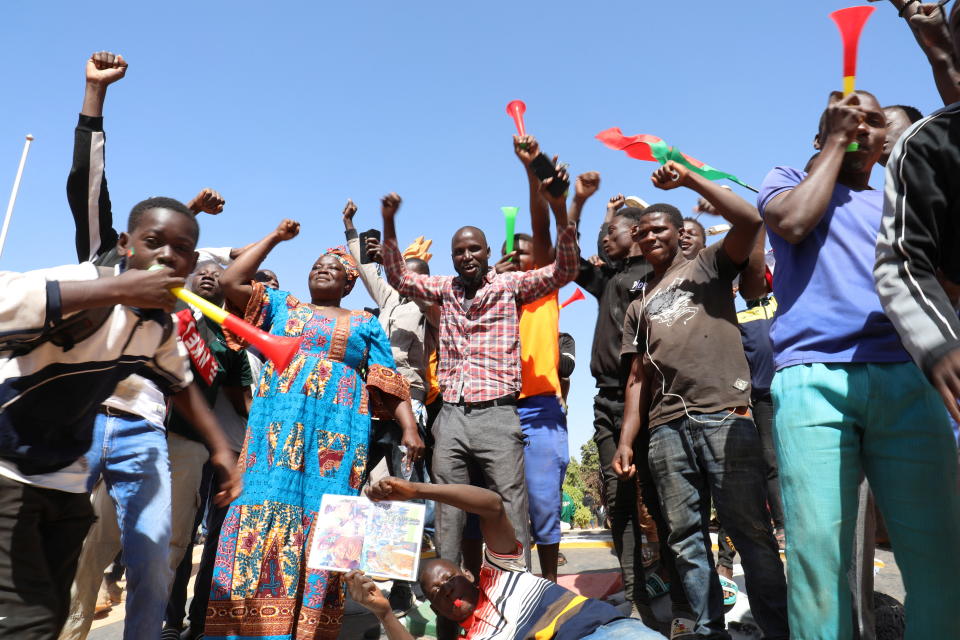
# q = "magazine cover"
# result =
<box><xmin>307</xmin><ymin>494</ymin><xmax>426</xmax><ymax>581</ymax></box>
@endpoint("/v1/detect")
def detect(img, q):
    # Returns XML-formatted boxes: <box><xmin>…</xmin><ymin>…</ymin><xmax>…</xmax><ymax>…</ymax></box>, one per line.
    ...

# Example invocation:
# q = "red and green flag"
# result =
<box><xmin>595</xmin><ymin>128</ymin><xmax>756</xmax><ymax>192</ymax></box>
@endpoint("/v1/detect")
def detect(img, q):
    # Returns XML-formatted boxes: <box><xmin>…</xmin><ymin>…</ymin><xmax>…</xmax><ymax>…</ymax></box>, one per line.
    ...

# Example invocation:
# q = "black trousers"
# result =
<box><xmin>593</xmin><ymin>388</ymin><xmax>687</xmax><ymax>614</ymax></box>
<box><xmin>0</xmin><ymin>475</ymin><xmax>94</xmax><ymax>640</ymax></box>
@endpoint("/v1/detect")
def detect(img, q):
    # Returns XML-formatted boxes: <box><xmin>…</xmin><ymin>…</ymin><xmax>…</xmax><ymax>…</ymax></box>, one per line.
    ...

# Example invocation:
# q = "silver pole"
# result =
<box><xmin>0</xmin><ymin>134</ymin><xmax>35</xmax><ymax>260</ymax></box>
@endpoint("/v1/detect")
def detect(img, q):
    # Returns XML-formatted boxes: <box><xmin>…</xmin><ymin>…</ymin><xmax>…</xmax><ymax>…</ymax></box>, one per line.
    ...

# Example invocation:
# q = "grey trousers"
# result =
<box><xmin>431</xmin><ymin>403</ymin><xmax>531</xmax><ymax>566</ymax></box>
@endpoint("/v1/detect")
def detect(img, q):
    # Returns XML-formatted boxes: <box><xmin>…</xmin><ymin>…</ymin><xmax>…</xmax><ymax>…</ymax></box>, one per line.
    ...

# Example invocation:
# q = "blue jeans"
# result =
<box><xmin>649</xmin><ymin>411</ymin><xmax>788</xmax><ymax>640</ymax></box>
<box><xmin>773</xmin><ymin>362</ymin><xmax>960</xmax><ymax>640</ymax></box>
<box><xmin>84</xmin><ymin>413</ymin><xmax>173</xmax><ymax>640</ymax></box>
<box><xmin>519</xmin><ymin>395</ymin><xmax>569</xmax><ymax>545</ymax></box>
<box><xmin>583</xmin><ymin>617</ymin><xmax>663</xmax><ymax>639</ymax></box>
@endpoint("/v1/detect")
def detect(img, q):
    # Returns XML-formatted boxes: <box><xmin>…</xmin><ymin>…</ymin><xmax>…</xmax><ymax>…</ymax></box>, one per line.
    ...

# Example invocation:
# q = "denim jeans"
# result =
<box><xmin>582</xmin><ymin>617</ymin><xmax>664</xmax><ymax>639</ymax></box>
<box><xmin>773</xmin><ymin>362</ymin><xmax>960</xmax><ymax>640</ymax></box>
<box><xmin>649</xmin><ymin>411</ymin><xmax>788</xmax><ymax>640</ymax></box>
<box><xmin>61</xmin><ymin>413</ymin><xmax>173</xmax><ymax>640</ymax></box>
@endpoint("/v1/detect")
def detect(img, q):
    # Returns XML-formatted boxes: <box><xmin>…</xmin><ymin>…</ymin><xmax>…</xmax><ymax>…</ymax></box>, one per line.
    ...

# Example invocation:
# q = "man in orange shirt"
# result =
<box><xmin>503</xmin><ymin>136</ymin><xmax>589</xmax><ymax>582</ymax></box>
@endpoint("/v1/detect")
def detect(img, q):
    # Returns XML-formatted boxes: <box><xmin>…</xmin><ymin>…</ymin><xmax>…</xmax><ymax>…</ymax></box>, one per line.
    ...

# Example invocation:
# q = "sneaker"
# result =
<box><xmin>670</xmin><ymin>617</ymin><xmax>697</xmax><ymax>640</ymax></box>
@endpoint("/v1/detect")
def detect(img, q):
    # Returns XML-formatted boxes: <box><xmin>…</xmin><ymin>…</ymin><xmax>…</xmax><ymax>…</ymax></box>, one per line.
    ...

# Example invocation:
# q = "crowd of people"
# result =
<box><xmin>1</xmin><ymin>1</ymin><xmax>960</xmax><ymax>639</ymax></box>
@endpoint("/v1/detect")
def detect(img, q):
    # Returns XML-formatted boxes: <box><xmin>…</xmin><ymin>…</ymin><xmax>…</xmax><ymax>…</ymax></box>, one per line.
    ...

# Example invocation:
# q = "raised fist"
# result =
<box><xmin>575</xmin><ymin>172</ymin><xmax>601</xmax><ymax>202</ymax></box>
<box><xmin>381</xmin><ymin>193</ymin><xmax>402</xmax><ymax>219</ymax></box>
<box><xmin>513</xmin><ymin>135</ymin><xmax>540</xmax><ymax>166</ymax></box>
<box><xmin>187</xmin><ymin>188</ymin><xmax>225</xmax><ymax>215</ymax></box>
<box><xmin>86</xmin><ymin>51</ymin><xmax>127</xmax><ymax>86</ymax></box>
<box><xmin>342</xmin><ymin>199</ymin><xmax>358</xmax><ymax>221</ymax></box>
<box><xmin>651</xmin><ymin>162</ymin><xmax>688</xmax><ymax>191</ymax></box>
<box><xmin>274</xmin><ymin>219</ymin><xmax>300</xmax><ymax>242</ymax></box>
<box><xmin>606</xmin><ymin>194</ymin><xmax>626</xmax><ymax>215</ymax></box>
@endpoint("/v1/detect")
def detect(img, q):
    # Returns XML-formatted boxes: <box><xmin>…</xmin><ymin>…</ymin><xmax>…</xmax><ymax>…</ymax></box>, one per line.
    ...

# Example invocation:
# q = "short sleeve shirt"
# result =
<box><xmin>519</xmin><ymin>292</ymin><xmax>561</xmax><ymax>399</ymax></box>
<box><xmin>757</xmin><ymin>166</ymin><xmax>910</xmax><ymax>369</ymax></box>
<box><xmin>621</xmin><ymin>244</ymin><xmax>751</xmax><ymax>429</ymax></box>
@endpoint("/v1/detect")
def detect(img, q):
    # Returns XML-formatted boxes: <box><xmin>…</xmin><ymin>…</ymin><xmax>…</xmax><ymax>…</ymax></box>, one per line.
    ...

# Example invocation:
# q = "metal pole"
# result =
<box><xmin>0</xmin><ymin>134</ymin><xmax>35</xmax><ymax>260</ymax></box>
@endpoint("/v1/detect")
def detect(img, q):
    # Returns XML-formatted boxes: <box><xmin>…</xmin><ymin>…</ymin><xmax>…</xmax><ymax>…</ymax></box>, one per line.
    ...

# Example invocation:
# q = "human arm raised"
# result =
<box><xmin>342</xmin><ymin>199</ymin><xmax>393</xmax><ymax>307</ymax></box>
<box><xmin>220</xmin><ymin>219</ymin><xmax>299</xmax><ymax>310</ymax></box>
<box><xmin>514</xmin><ymin>136</ymin><xmax>554</xmax><ymax>266</ymax></box>
<box><xmin>872</xmin><ymin>0</ymin><xmax>960</xmax><ymax>105</ymax></box>
<box><xmin>368</xmin><ymin>478</ymin><xmax>516</xmax><ymax>555</ymax></box>
<box><xmin>380</xmin><ymin>194</ymin><xmax>445</xmax><ymax>303</ymax></box>
<box><xmin>567</xmin><ymin>172</ymin><xmax>602</xmax><ymax>229</ymax></box>
<box><xmin>652</xmin><ymin>162</ymin><xmax>762</xmax><ymax>266</ymax></box>
<box><xmin>69</xmin><ymin>52</ymin><xmax>128</xmax><ymax>263</ymax></box>
<box><xmin>763</xmin><ymin>92</ymin><xmax>871</xmax><ymax>244</ymax></box>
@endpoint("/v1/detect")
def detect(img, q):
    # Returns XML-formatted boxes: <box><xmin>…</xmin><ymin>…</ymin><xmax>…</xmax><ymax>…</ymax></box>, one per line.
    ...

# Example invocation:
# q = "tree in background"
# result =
<box><xmin>562</xmin><ymin>440</ymin><xmax>605</xmax><ymax>529</ymax></box>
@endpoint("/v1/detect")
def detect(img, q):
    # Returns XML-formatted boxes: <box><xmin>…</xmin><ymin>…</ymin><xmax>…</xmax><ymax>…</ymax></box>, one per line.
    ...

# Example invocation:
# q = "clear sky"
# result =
<box><xmin>0</xmin><ymin>0</ymin><xmax>946</xmax><ymax>455</ymax></box>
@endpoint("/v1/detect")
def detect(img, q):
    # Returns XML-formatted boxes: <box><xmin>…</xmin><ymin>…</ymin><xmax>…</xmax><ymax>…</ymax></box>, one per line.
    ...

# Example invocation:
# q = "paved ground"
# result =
<box><xmin>88</xmin><ymin>530</ymin><xmax>905</xmax><ymax>639</ymax></box>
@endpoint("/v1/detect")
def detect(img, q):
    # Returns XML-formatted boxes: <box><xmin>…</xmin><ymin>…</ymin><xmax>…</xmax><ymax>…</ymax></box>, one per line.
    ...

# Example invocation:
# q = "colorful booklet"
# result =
<box><xmin>306</xmin><ymin>494</ymin><xmax>426</xmax><ymax>582</ymax></box>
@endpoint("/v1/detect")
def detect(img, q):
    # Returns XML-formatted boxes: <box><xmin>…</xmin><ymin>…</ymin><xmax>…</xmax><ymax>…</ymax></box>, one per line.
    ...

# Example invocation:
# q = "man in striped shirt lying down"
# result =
<box><xmin>346</xmin><ymin>478</ymin><xmax>661</xmax><ymax>640</ymax></box>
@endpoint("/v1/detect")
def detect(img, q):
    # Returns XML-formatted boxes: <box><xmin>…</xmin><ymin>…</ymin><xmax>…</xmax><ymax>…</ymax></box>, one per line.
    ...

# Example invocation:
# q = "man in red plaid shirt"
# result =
<box><xmin>380</xmin><ymin>191</ymin><xmax>579</xmax><ymax>575</ymax></box>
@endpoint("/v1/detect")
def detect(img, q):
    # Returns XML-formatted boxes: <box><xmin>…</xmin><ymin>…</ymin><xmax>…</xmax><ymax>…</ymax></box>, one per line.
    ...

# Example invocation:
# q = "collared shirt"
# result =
<box><xmin>346</xmin><ymin>230</ymin><xmax>439</xmax><ymax>402</ymax></box>
<box><xmin>383</xmin><ymin>225</ymin><xmax>579</xmax><ymax>403</ymax></box>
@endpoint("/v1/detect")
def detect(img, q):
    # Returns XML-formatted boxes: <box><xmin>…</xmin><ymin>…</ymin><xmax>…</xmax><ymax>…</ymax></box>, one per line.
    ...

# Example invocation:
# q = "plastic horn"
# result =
<box><xmin>560</xmin><ymin>287</ymin><xmax>586</xmax><ymax>309</ymax></box>
<box><xmin>153</xmin><ymin>267</ymin><xmax>303</xmax><ymax>372</ymax></box>
<box><xmin>830</xmin><ymin>5</ymin><xmax>875</xmax><ymax>151</ymax></box>
<box><xmin>502</xmin><ymin>206</ymin><xmax>519</xmax><ymax>256</ymax></box>
<box><xmin>505</xmin><ymin>100</ymin><xmax>527</xmax><ymax>137</ymax></box>
<box><xmin>0</xmin><ymin>134</ymin><xmax>35</xmax><ymax>260</ymax></box>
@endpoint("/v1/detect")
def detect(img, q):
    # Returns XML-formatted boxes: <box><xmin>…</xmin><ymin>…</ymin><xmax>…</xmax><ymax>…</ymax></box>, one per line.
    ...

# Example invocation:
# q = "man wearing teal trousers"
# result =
<box><xmin>758</xmin><ymin>88</ymin><xmax>960</xmax><ymax>639</ymax></box>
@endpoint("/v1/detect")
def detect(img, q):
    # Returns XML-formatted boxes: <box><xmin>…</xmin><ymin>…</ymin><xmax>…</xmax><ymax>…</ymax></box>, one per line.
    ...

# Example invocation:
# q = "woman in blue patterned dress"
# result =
<box><xmin>206</xmin><ymin>219</ymin><xmax>424</xmax><ymax>640</ymax></box>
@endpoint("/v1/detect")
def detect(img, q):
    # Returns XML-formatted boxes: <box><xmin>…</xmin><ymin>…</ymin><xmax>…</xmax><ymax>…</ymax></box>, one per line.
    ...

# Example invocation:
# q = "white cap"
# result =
<box><xmin>624</xmin><ymin>195</ymin><xmax>649</xmax><ymax>209</ymax></box>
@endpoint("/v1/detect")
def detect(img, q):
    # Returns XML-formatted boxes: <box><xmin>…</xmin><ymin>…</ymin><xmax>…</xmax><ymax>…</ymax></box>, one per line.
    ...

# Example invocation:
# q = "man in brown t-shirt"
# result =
<box><xmin>613</xmin><ymin>162</ymin><xmax>788</xmax><ymax>640</ymax></box>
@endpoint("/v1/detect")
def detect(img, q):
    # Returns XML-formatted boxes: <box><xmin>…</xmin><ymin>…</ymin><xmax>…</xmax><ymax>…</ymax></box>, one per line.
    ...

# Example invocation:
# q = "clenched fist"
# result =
<box><xmin>86</xmin><ymin>51</ymin><xmax>127</xmax><ymax>86</ymax></box>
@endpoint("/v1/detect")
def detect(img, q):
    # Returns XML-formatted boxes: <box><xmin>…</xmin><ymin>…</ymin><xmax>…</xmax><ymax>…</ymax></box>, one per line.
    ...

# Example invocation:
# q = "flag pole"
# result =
<box><xmin>0</xmin><ymin>134</ymin><xmax>35</xmax><ymax>260</ymax></box>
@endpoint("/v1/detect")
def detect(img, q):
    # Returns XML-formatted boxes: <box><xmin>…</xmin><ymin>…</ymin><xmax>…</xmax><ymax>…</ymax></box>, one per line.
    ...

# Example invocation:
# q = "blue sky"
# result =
<box><xmin>0</xmin><ymin>1</ymin><xmax>946</xmax><ymax>455</ymax></box>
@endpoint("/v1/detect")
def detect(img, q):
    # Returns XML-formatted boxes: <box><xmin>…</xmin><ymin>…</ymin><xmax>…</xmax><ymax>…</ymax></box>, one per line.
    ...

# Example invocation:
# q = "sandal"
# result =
<box><xmin>719</xmin><ymin>574</ymin><xmax>738</xmax><ymax>607</ymax></box>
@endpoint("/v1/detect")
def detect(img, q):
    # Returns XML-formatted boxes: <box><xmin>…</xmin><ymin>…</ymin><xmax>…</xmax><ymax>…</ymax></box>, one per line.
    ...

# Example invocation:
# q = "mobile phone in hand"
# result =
<box><xmin>529</xmin><ymin>153</ymin><xmax>570</xmax><ymax>197</ymax></box>
<box><xmin>358</xmin><ymin>229</ymin><xmax>381</xmax><ymax>264</ymax></box>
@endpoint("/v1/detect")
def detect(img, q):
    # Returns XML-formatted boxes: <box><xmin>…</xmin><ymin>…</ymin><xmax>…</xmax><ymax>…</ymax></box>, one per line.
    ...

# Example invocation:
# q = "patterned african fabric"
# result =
<box><xmin>206</xmin><ymin>284</ymin><xmax>409</xmax><ymax>640</ymax></box>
